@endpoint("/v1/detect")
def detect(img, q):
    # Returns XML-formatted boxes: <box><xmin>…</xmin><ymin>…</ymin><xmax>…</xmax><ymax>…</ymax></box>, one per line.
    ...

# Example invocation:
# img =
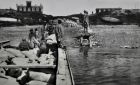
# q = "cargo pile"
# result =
<box><xmin>0</xmin><ymin>47</ymin><xmax>56</xmax><ymax>85</ymax></box>
<box><xmin>63</xmin><ymin>20</ymin><xmax>80</xmax><ymax>27</ymax></box>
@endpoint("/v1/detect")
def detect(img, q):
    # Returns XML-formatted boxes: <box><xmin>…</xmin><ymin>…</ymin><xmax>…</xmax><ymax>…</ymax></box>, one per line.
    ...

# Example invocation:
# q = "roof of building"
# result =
<box><xmin>96</xmin><ymin>8</ymin><xmax>122</xmax><ymax>10</ymax></box>
<box><xmin>16</xmin><ymin>2</ymin><xmax>43</xmax><ymax>8</ymax></box>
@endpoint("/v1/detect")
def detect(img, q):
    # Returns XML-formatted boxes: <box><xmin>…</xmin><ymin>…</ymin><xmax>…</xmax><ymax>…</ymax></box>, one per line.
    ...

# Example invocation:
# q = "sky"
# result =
<box><xmin>0</xmin><ymin>0</ymin><xmax>140</xmax><ymax>16</ymax></box>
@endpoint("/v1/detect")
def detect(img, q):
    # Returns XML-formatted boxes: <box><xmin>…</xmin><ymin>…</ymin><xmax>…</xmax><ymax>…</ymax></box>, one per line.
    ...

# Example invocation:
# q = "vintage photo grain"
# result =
<box><xmin>0</xmin><ymin>0</ymin><xmax>140</xmax><ymax>85</ymax></box>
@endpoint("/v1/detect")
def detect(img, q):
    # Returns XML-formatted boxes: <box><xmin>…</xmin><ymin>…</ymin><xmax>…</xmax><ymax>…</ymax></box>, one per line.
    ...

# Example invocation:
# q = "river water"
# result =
<box><xmin>67</xmin><ymin>47</ymin><xmax>140</xmax><ymax>85</ymax></box>
<box><xmin>63</xmin><ymin>27</ymin><xmax>140</xmax><ymax>85</ymax></box>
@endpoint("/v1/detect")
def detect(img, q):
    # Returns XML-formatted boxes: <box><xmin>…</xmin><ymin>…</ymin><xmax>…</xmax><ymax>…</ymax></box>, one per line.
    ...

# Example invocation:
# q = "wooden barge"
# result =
<box><xmin>0</xmin><ymin>40</ymin><xmax>75</xmax><ymax>85</ymax></box>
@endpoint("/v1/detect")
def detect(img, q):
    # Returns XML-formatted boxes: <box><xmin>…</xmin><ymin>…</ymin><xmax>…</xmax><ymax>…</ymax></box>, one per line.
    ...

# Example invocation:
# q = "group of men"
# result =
<box><xmin>18</xmin><ymin>20</ymin><xmax>64</xmax><ymax>55</ymax></box>
<box><xmin>18</xmin><ymin>28</ymin><xmax>39</xmax><ymax>51</ymax></box>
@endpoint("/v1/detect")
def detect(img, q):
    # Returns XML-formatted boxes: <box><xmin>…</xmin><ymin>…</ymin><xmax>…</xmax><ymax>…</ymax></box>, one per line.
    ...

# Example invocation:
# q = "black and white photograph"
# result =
<box><xmin>0</xmin><ymin>0</ymin><xmax>140</xmax><ymax>85</ymax></box>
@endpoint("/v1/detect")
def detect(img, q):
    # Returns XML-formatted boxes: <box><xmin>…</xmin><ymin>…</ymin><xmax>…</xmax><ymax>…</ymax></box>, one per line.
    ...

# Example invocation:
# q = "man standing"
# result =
<box><xmin>55</xmin><ymin>20</ymin><xmax>63</xmax><ymax>44</ymax></box>
<box><xmin>55</xmin><ymin>21</ymin><xmax>64</xmax><ymax>48</ymax></box>
<box><xmin>46</xmin><ymin>21</ymin><xmax>56</xmax><ymax>35</ymax></box>
<box><xmin>83</xmin><ymin>10</ymin><xmax>89</xmax><ymax>33</ymax></box>
<box><xmin>35</xmin><ymin>28</ymin><xmax>39</xmax><ymax>40</ymax></box>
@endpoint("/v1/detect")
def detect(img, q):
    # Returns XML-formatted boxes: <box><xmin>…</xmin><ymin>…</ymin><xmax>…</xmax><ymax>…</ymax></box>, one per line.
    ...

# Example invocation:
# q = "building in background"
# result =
<box><xmin>96</xmin><ymin>8</ymin><xmax>122</xmax><ymax>14</ymax></box>
<box><xmin>16</xmin><ymin>1</ymin><xmax>43</xmax><ymax>14</ymax></box>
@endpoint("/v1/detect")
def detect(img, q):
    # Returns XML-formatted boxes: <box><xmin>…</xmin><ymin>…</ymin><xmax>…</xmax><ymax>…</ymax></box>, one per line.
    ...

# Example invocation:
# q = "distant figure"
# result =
<box><xmin>18</xmin><ymin>38</ymin><xmax>31</xmax><ymax>51</ymax></box>
<box><xmin>39</xmin><ymin>40</ymin><xmax>49</xmax><ymax>55</ymax></box>
<box><xmin>79</xmin><ymin>39</ymin><xmax>90</xmax><ymax>57</ymax></box>
<box><xmin>55</xmin><ymin>20</ymin><xmax>64</xmax><ymax>47</ymax></box>
<box><xmin>35</xmin><ymin>28</ymin><xmax>40</xmax><ymax>41</ymax></box>
<box><xmin>42</xmin><ymin>23</ymin><xmax>46</xmax><ymax>33</ymax></box>
<box><xmin>35</xmin><ymin>28</ymin><xmax>39</xmax><ymax>37</ymax></box>
<box><xmin>28</xmin><ymin>29</ymin><xmax>40</xmax><ymax>48</ymax></box>
<box><xmin>83</xmin><ymin>20</ymin><xmax>88</xmax><ymax>33</ymax></box>
<box><xmin>46</xmin><ymin>21</ymin><xmax>56</xmax><ymax>35</ymax></box>
<box><xmin>83</xmin><ymin>10</ymin><xmax>89</xmax><ymax>33</ymax></box>
<box><xmin>45</xmin><ymin>23</ymin><xmax>49</xmax><ymax>31</ymax></box>
<box><xmin>41</xmin><ymin>31</ymin><xmax>49</xmax><ymax>40</ymax></box>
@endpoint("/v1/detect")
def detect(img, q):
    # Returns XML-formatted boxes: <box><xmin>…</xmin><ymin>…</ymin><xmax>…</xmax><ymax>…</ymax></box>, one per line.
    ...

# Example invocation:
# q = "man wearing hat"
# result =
<box><xmin>18</xmin><ymin>38</ymin><xmax>31</xmax><ymax>51</ymax></box>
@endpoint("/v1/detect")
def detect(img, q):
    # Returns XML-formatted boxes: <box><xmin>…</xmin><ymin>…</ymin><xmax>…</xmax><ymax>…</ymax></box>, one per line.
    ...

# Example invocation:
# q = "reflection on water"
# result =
<box><xmin>67</xmin><ymin>47</ymin><xmax>140</xmax><ymax>85</ymax></box>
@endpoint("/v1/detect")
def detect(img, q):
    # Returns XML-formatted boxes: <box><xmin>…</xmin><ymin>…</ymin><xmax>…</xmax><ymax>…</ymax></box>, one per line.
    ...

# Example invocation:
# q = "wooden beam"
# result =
<box><xmin>0</xmin><ymin>65</ymin><xmax>56</xmax><ymax>68</ymax></box>
<box><xmin>0</xmin><ymin>40</ymin><xmax>10</xmax><ymax>44</ymax></box>
<box><xmin>0</xmin><ymin>40</ymin><xmax>10</xmax><ymax>47</ymax></box>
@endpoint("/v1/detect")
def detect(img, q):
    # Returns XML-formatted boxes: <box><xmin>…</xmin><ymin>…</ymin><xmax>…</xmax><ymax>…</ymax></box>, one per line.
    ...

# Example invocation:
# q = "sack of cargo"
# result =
<box><xmin>46</xmin><ymin>34</ymin><xmax>57</xmax><ymax>44</ymax></box>
<box><xmin>29</xmin><ymin>71</ymin><xmax>55</xmax><ymax>83</ymax></box>
<box><xmin>0</xmin><ymin>68</ymin><xmax>6</xmax><ymax>75</ymax></box>
<box><xmin>17</xmin><ymin>71</ymin><xmax>26</xmax><ymax>80</ymax></box>
<box><xmin>0</xmin><ymin>53</ymin><xmax>8</xmax><ymax>63</ymax></box>
<box><xmin>0</xmin><ymin>50</ymin><xmax>15</xmax><ymax>59</ymax></box>
<box><xmin>26</xmin><ymin>81</ymin><xmax>51</xmax><ymax>85</ymax></box>
<box><xmin>29</xmin><ymin>48</ymin><xmax>40</xmax><ymax>56</ymax></box>
<box><xmin>12</xmin><ymin>58</ymin><xmax>38</xmax><ymax>65</ymax></box>
<box><xmin>6</xmin><ymin>68</ymin><xmax>22</xmax><ymax>78</ymax></box>
<box><xmin>0</xmin><ymin>75</ymin><xmax>19</xmax><ymax>85</ymax></box>
<box><xmin>0</xmin><ymin>54</ymin><xmax>8</xmax><ymax>59</ymax></box>
<box><xmin>29</xmin><ymin>49</ymin><xmax>34</xmax><ymax>53</ymax></box>
<box><xmin>0</xmin><ymin>62</ymin><xmax>7</xmax><ymax>75</ymax></box>
<box><xmin>39</xmin><ymin>59</ymin><xmax>54</xmax><ymax>65</ymax></box>
<box><xmin>39</xmin><ymin>54</ymin><xmax>55</xmax><ymax>61</ymax></box>
<box><xmin>0</xmin><ymin>75</ymin><xmax>8</xmax><ymax>85</ymax></box>
<box><xmin>17</xmin><ymin>71</ymin><xmax>28</xmax><ymax>85</ymax></box>
<box><xmin>5</xmin><ymin>48</ymin><xmax>25</xmax><ymax>58</ymax></box>
<box><xmin>0</xmin><ymin>61</ymin><xmax>7</xmax><ymax>65</ymax></box>
<box><xmin>28</xmin><ymin>68</ymin><xmax>55</xmax><ymax>74</ymax></box>
<box><xmin>39</xmin><ymin>54</ymin><xmax>55</xmax><ymax>65</ymax></box>
<box><xmin>21</xmin><ymin>51</ymin><xmax>39</xmax><ymax>60</ymax></box>
<box><xmin>12</xmin><ymin>58</ymin><xmax>30</xmax><ymax>65</ymax></box>
<box><xmin>5</xmin><ymin>51</ymin><xmax>15</xmax><ymax>58</ymax></box>
<box><xmin>33</xmin><ymin>48</ymin><xmax>40</xmax><ymax>56</ymax></box>
<box><xmin>0</xmin><ymin>50</ymin><xmax>8</xmax><ymax>57</ymax></box>
<box><xmin>39</xmin><ymin>54</ymin><xmax>56</xmax><ymax>65</ymax></box>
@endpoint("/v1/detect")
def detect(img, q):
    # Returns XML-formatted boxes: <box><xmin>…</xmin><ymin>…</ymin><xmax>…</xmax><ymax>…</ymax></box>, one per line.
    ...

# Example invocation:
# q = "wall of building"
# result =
<box><xmin>17</xmin><ymin>1</ymin><xmax>43</xmax><ymax>13</ymax></box>
<box><xmin>96</xmin><ymin>8</ymin><xmax>122</xmax><ymax>14</ymax></box>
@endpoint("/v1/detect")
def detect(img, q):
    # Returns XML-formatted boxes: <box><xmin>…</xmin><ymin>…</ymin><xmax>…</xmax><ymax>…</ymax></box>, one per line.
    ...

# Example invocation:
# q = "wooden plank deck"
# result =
<box><xmin>56</xmin><ymin>48</ymin><xmax>74</xmax><ymax>85</ymax></box>
<box><xmin>0</xmin><ymin>65</ymin><xmax>56</xmax><ymax>68</ymax></box>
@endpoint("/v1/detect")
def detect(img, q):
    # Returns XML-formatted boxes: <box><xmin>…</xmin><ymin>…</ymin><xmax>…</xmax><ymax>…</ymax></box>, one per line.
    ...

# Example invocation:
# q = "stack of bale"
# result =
<box><xmin>63</xmin><ymin>20</ymin><xmax>80</xmax><ymax>27</ymax></box>
<box><xmin>0</xmin><ymin>47</ymin><xmax>56</xmax><ymax>85</ymax></box>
